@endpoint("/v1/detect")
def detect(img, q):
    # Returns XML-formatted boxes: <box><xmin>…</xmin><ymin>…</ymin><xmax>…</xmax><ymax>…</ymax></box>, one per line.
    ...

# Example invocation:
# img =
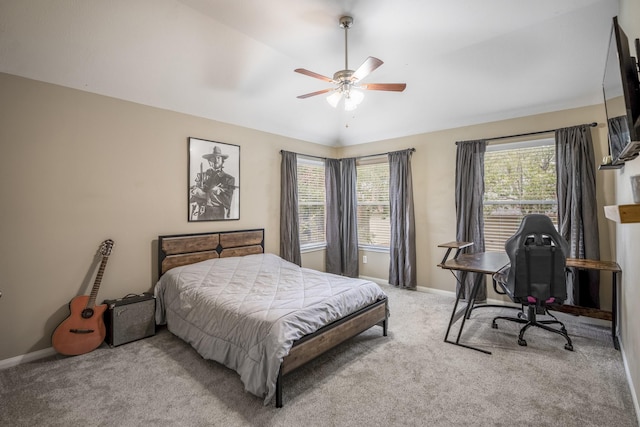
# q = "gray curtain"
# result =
<box><xmin>388</xmin><ymin>150</ymin><xmax>416</xmax><ymax>289</ymax></box>
<box><xmin>280</xmin><ymin>151</ymin><xmax>301</xmax><ymax>266</ymax></box>
<box><xmin>555</xmin><ymin>125</ymin><xmax>600</xmax><ymax>307</ymax></box>
<box><xmin>341</xmin><ymin>158</ymin><xmax>359</xmax><ymax>278</ymax></box>
<box><xmin>455</xmin><ymin>140</ymin><xmax>487</xmax><ymax>301</ymax></box>
<box><xmin>325</xmin><ymin>158</ymin><xmax>342</xmax><ymax>274</ymax></box>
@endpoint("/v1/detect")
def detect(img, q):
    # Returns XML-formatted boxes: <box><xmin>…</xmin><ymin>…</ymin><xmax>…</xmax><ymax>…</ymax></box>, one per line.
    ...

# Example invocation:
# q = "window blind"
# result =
<box><xmin>297</xmin><ymin>157</ymin><xmax>325</xmax><ymax>247</ymax></box>
<box><xmin>357</xmin><ymin>160</ymin><xmax>390</xmax><ymax>247</ymax></box>
<box><xmin>484</xmin><ymin>141</ymin><xmax>558</xmax><ymax>252</ymax></box>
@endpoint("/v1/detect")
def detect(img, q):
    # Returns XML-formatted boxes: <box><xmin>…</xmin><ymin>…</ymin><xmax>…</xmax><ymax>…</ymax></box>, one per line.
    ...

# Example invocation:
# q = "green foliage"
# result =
<box><xmin>297</xmin><ymin>164</ymin><xmax>325</xmax><ymax>202</ymax></box>
<box><xmin>484</xmin><ymin>144</ymin><xmax>557</xmax><ymax>216</ymax></box>
<box><xmin>483</xmin><ymin>144</ymin><xmax>558</xmax><ymax>251</ymax></box>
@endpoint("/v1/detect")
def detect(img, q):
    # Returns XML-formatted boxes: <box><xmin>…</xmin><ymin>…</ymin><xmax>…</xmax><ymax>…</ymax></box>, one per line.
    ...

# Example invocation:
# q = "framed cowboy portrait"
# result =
<box><xmin>188</xmin><ymin>137</ymin><xmax>240</xmax><ymax>221</ymax></box>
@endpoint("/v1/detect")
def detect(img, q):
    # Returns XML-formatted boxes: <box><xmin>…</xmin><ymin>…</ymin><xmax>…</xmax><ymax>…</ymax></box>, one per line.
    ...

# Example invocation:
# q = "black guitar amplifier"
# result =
<box><xmin>104</xmin><ymin>293</ymin><xmax>156</xmax><ymax>347</ymax></box>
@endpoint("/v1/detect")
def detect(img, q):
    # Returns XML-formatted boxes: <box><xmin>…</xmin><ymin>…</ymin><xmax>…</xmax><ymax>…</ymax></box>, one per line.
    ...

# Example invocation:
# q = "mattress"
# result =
<box><xmin>154</xmin><ymin>253</ymin><xmax>387</xmax><ymax>404</ymax></box>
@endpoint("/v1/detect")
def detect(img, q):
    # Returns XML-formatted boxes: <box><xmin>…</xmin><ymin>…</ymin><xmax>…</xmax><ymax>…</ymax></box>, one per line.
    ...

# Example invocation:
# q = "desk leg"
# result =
<box><xmin>443</xmin><ymin>272</ymin><xmax>491</xmax><ymax>355</ymax></box>
<box><xmin>461</xmin><ymin>272</ymin><xmax>483</xmax><ymax>322</ymax></box>
<box><xmin>443</xmin><ymin>288</ymin><xmax>464</xmax><ymax>343</ymax></box>
<box><xmin>612</xmin><ymin>272</ymin><xmax>620</xmax><ymax>350</ymax></box>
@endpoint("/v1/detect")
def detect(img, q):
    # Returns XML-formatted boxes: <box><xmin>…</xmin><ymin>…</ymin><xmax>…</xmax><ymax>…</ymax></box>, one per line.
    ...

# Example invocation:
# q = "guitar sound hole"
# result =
<box><xmin>81</xmin><ymin>308</ymin><xmax>94</xmax><ymax>319</ymax></box>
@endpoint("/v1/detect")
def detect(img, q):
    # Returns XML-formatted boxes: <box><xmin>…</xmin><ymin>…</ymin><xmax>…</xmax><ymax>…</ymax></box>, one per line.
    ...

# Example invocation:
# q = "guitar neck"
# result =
<box><xmin>87</xmin><ymin>256</ymin><xmax>109</xmax><ymax>308</ymax></box>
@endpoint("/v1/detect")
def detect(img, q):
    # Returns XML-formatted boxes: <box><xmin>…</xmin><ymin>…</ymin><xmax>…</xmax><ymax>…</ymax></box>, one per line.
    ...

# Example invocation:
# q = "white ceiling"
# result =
<box><xmin>0</xmin><ymin>0</ymin><xmax>619</xmax><ymax>146</ymax></box>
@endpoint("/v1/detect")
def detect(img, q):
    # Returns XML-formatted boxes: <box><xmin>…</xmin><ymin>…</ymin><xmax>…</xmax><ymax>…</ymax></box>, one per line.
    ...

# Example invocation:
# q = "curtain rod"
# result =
<box><xmin>280</xmin><ymin>147</ymin><xmax>415</xmax><ymax>161</ymax></box>
<box><xmin>458</xmin><ymin>122</ymin><xmax>598</xmax><ymax>144</ymax></box>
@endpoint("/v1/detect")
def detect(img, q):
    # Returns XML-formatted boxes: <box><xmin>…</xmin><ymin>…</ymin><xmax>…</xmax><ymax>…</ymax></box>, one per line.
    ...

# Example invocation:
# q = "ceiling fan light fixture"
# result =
<box><xmin>346</xmin><ymin>88</ymin><xmax>364</xmax><ymax>109</ymax></box>
<box><xmin>327</xmin><ymin>86</ymin><xmax>365</xmax><ymax>111</ymax></box>
<box><xmin>344</xmin><ymin>98</ymin><xmax>358</xmax><ymax>111</ymax></box>
<box><xmin>326</xmin><ymin>91</ymin><xmax>342</xmax><ymax>108</ymax></box>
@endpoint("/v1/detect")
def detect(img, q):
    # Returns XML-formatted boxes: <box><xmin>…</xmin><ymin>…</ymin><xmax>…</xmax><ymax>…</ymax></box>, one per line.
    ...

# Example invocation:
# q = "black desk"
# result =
<box><xmin>438</xmin><ymin>249</ymin><xmax>509</xmax><ymax>354</ymax></box>
<box><xmin>437</xmin><ymin>242</ymin><xmax>622</xmax><ymax>353</ymax></box>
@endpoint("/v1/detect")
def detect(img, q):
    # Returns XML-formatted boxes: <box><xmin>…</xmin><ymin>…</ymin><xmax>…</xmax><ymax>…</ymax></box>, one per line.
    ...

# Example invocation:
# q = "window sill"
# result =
<box><xmin>358</xmin><ymin>245</ymin><xmax>390</xmax><ymax>254</ymax></box>
<box><xmin>300</xmin><ymin>243</ymin><xmax>326</xmax><ymax>253</ymax></box>
<box><xmin>300</xmin><ymin>244</ymin><xmax>391</xmax><ymax>254</ymax></box>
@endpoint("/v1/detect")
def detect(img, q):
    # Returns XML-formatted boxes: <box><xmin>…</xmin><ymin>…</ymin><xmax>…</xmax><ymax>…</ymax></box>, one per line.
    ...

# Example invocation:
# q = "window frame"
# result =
<box><xmin>483</xmin><ymin>137</ymin><xmax>558</xmax><ymax>252</ymax></box>
<box><xmin>356</xmin><ymin>155</ymin><xmax>391</xmax><ymax>251</ymax></box>
<box><xmin>296</xmin><ymin>155</ymin><xmax>326</xmax><ymax>252</ymax></box>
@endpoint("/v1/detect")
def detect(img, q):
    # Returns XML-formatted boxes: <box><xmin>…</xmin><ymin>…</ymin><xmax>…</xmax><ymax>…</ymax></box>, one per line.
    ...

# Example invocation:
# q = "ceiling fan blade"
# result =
<box><xmin>361</xmin><ymin>83</ymin><xmax>407</xmax><ymax>92</ymax></box>
<box><xmin>296</xmin><ymin>88</ymin><xmax>334</xmax><ymax>99</ymax></box>
<box><xmin>294</xmin><ymin>68</ymin><xmax>334</xmax><ymax>83</ymax></box>
<box><xmin>351</xmin><ymin>57</ymin><xmax>384</xmax><ymax>81</ymax></box>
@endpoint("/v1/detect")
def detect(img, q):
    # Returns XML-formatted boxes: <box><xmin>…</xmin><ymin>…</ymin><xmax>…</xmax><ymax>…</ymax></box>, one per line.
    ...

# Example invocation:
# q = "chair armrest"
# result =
<box><xmin>492</xmin><ymin>278</ymin><xmax>507</xmax><ymax>295</ymax></box>
<box><xmin>492</xmin><ymin>264</ymin><xmax>511</xmax><ymax>295</ymax></box>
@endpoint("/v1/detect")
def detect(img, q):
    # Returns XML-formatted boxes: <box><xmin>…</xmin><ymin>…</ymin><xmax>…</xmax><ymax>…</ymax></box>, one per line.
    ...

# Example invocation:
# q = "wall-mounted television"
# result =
<box><xmin>602</xmin><ymin>17</ymin><xmax>640</xmax><ymax>165</ymax></box>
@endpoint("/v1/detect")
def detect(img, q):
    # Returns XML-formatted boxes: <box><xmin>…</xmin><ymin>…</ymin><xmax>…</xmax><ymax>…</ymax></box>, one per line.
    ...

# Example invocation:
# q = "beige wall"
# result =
<box><xmin>0</xmin><ymin>73</ymin><xmax>336</xmax><ymax>360</ymax></box>
<box><xmin>615</xmin><ymin>0</ymin><xmax>640</xmax><ymax>416</ymax></box>
<box><xmin>0</xmin><ymin>68</ymin><xmax>627</xmax><ymax>415</ymax></box>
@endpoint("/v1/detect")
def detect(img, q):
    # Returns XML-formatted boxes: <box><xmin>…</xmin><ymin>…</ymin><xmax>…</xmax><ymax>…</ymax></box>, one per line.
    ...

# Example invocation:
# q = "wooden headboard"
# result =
<box><xmin>158</xmin><ymin>229</ymin><xmax>264</xmax><ymax>277</ymax></box>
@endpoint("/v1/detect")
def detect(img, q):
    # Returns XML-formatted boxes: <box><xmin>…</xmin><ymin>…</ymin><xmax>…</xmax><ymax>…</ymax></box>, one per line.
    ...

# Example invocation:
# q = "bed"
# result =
<box><xmin>154</xmin><ymin>229</ymin><xmax>388</xmax><ymax>407</ymax></box>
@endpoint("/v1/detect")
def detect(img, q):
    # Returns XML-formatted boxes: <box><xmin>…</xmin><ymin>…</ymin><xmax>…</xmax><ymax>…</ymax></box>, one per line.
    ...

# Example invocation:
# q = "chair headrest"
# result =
<box><xmin>505</xmin><ymin>214</ymin><xmax>569</xmax><ymax>256</ymax></box>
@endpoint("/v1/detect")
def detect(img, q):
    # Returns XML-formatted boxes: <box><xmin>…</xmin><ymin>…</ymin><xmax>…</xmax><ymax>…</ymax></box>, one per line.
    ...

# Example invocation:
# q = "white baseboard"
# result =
<box><xmin>359</xmin><ymin>275</ymin><xmax>389</xmax><ymax>286</ymax></box>
<box><xmin>415</xmin><ymin>284</ymin><xmax>454</xmax><ymax>297</ymax></box>
<box><xmin>0</xmin><ymin>347</ymin><xmax>57</xmax><ymax>370</ymax></box>
<box><xmin>619</xmin><ymin>340</ymin><xmax>640</xmax><ymax>424</ymax></box>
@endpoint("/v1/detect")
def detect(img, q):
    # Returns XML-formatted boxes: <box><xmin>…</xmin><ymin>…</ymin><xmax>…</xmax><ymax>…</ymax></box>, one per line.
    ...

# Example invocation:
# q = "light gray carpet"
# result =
<box><xmin>0</xmin><ymin>284</ymin><xmax>637</xmax><ymax>427</ymax></box>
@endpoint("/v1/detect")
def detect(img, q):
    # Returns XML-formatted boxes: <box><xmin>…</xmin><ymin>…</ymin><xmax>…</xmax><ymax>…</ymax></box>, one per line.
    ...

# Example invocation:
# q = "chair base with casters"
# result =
<box><xmin>492</xmin><ymin>303</ymin><xmax>574</xmax><ymax>351</ymax></box>
<box><xmin>490</xmin><ymin>276</ymin><xmax>574</xmax><ymax>351</ymax></box>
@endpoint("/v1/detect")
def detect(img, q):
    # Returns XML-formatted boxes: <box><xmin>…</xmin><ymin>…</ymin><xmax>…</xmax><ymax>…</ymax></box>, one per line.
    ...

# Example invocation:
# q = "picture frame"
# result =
<box><xmin>188</xmin><ymin>137</ymin><xmax>240</xmax><ymax>221</ymax></box>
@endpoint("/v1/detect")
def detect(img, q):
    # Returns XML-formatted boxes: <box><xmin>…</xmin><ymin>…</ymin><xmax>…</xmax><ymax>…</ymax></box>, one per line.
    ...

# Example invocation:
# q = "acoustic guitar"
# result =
<box><xmin>52</xmin><ymin>239</ymin><xmax>114</xmax><ymax>356</ymax></box>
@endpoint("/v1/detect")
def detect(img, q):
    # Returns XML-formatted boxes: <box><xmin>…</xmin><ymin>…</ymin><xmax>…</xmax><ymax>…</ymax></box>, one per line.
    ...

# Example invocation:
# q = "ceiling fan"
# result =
<box><xmin>295</xmin><ymin>16</ymin><xmax>406</xmax><ymax>111</ymax></box>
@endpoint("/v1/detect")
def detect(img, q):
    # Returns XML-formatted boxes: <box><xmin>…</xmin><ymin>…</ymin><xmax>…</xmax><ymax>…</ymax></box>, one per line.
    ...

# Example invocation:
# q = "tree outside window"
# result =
<box><xmin>484</xmin><ymin>140</ymin><xmax>557</xmax><ymax>251</ymax></box>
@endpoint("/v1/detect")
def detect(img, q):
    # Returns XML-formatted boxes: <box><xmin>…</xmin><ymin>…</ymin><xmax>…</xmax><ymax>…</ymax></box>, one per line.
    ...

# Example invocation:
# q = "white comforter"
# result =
<box><xmin>154</xmin><ymin>253</ymin><xmax>387</xmax><ymax>404</ymax></box>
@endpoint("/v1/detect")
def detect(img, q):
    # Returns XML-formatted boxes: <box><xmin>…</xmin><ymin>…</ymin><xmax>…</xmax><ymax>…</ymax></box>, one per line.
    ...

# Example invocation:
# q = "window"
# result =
<box><xmin>357</xmin><ymin>157</ymin><xmax>390</xmax><ymax>248</ymax></box>
<box><xmin>483</xmin><ymin>138</ymin><xmax>558</xmax><ymax>252</ymax></box>
<box><xmin>297</xmin><ymin>156</ymin><xmax>325</xmax><ymax>249</ymax></box>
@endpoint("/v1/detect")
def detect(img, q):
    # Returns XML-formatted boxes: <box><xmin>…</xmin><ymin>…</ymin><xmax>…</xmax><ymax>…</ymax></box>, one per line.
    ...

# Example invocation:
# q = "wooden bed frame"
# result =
<box><xmin>157</xmin><ymin>229</ymin><xmax>388</xmax><ymax>407</ymax></box>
